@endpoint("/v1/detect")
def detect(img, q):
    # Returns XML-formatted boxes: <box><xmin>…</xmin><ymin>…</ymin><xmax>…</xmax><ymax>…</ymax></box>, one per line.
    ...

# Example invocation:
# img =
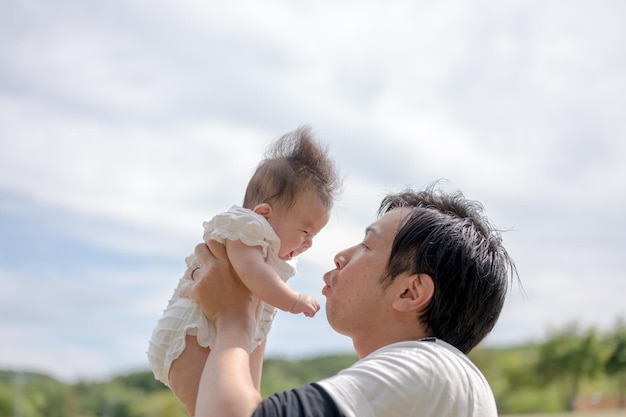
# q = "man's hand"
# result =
<box><xmin>182</xmin><ymin>242</ymin><xmax>256</xmax><ymax>334</ymax></box>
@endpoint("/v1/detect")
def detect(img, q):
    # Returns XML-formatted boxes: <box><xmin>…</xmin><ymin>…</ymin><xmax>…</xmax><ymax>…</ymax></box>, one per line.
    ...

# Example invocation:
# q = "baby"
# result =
<box><xmin>147</xmin><ymin>126</ymin><xmax>341</xmax><ymax>415</ymax></box>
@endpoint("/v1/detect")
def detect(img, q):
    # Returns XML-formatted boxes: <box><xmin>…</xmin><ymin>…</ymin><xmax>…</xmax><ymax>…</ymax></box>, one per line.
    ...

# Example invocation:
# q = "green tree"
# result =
<box><xmin>134</xmin><ymin>391</ymin><xmax>188</xmax><ymax>417</ymax></box>
<box><xmin>605</xmin><ymin>319</ymin><xmax>626</xmax><ymax>408</ymax></box>
<box><xmin>260</xmin><ymin>354</ymin><xmax>357</xmax><ymax>398</ymax></box>
<box><xmin>535</xmin><ymin>322</ymin><xmax>603</xmax><ymax>411</ymax></box>
<box><xmin>111</xmin><ymin>370</ymin><xmax>167</xmax><ymax>393</ymax></box>
<box><xmin>0</xmin><ymin>380</ymin><xmax>15</xmax><ymax>417</ymax></box>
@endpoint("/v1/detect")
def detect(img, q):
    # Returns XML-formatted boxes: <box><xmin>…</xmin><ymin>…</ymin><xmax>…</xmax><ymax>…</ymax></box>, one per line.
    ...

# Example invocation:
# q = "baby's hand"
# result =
<box><xmin>289</xmin><ymin>294</ymin><xmax>320</xmax><ymax>317</ymax></box>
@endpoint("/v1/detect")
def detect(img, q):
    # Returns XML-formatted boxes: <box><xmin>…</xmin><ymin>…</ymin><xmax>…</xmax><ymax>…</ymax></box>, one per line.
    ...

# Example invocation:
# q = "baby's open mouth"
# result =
<box><xmin>281</xmin><ymin>251</ymin><xmax>295</xmax><ymax>260</ymax></box>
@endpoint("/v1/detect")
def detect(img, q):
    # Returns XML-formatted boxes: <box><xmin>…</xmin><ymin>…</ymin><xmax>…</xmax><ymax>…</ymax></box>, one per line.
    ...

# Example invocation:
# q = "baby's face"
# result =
<box><xmin>268</xmin><ymin>190</ymin><xmax>330</xmax><ymax>260</ymax></box>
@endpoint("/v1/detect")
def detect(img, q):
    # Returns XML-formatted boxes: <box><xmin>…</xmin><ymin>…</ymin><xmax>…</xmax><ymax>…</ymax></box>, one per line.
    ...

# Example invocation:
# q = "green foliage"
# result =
<box><xmin>0</xmin><ymin>370</ymin><xmax>181</xmax><ymax>417</ymax></box>
<box><xmin>260</xmin><ymin>354</ymin><xmax>357</xmax><ymax>397</ymax></box>
<box><xmin>0</xmin><ymin>383</ymin><xmax>14</xmax><ymax>417</ymax></box>
<box><xmin>535</xmin><ymin>322</ymin><xmax>604</xmax><ymax>410</ymax></box>
<box><xmin>605</xmin><ymin>319</ymin><xmax>626</xmax><ymax>407</ymax></box>
<box><xmin>0</xmin><ymin>371</ymin><xmax>79</xmax><ymax>417</ymax></box>
<box><xmin>110</xmin><ymin>370</ymin><xmax>168</xmax><ymax>393</ymax></box>
<box><xmin>468</xmin><ymin>320</ymin><xmax>626</xmax><ymax>414</ymax></box>
<box><xmin>2</xmin><ymin>320</ymin><xmax>626</xmax><ymax>416</ymax></box>
<box><xmin>497</xmin><ymin>384</ymin><xmax>563</xmax><ymax>414</ymax></box>
<box><xmin>471</xmin><ymin>344</ymin><xmax>543</xmax><ymax>413</ymax></box>
<box><xmin>135</xmin><ymin>391</ymin><xmax>188</xmax><ymax>417</ymax></box>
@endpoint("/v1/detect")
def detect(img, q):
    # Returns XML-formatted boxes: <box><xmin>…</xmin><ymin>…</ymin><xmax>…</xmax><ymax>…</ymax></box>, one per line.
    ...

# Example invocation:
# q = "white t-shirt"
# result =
<box><xmin>317</xmin><ymin>338</ymin><xmax>497</xmax><ymax>417</ymax></box>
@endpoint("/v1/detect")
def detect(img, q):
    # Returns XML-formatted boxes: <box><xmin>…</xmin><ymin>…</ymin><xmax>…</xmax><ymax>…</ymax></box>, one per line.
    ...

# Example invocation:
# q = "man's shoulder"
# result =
<box><xmin>318</xmin><ymin>339</ymin><xmax>497</xmax><ymax>417</ymax></box>
<box><xmin>361</xmin><ymin>338</ymin><xmax>485</xmax><ymax>382</ymax></box>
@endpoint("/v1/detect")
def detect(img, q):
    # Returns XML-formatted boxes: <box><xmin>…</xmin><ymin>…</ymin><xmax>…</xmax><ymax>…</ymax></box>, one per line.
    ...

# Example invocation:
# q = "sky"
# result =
<box><xmin>1</xmin><ymin>0</ymin><xmax>625</xmax><ymax>383</ymax></box>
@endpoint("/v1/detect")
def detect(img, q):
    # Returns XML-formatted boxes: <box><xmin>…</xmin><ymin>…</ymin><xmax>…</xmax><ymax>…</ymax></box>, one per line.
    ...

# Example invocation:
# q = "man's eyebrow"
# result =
<box><xmin>365</xmin><ymin>225</ymin><xmax>380</xmax><ymax>236</ymax></box>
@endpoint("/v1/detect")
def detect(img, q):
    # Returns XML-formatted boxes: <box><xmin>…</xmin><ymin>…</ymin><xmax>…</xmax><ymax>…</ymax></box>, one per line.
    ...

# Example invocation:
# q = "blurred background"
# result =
<box><xmin>1</xmin><ymin>0</ymin><xmax>625</xmax><ymax>383</ymax></box>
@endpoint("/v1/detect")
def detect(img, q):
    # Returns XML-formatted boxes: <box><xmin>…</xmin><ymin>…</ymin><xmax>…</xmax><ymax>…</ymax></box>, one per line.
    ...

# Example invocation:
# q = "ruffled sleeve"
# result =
<box><xmin>202</xmin><ymin>206</ymin><xmax>280</xmax><ymax>259</ymax></box>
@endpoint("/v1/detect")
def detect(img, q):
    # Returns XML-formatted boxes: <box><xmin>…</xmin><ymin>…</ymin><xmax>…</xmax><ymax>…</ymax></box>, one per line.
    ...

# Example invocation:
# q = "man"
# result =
<box><xmin>182</xmin><ymin>185</ymin><xmax>517</xmax><ymax>417</ymax></box>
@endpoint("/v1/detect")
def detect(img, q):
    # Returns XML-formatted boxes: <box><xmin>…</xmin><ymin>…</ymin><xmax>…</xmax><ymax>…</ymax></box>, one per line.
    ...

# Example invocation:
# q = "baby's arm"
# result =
<box><xmin>223</xmin><ymin>239</ymin><xmax>319</xmax><ymax>317</ymax></box>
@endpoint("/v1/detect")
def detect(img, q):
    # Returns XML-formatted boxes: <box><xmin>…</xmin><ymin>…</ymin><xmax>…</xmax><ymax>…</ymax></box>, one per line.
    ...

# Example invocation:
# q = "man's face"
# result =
<box><xmin>322</xmin><ymin>207</ymin><xmax>412</xmax><ymax>341</ymax></box>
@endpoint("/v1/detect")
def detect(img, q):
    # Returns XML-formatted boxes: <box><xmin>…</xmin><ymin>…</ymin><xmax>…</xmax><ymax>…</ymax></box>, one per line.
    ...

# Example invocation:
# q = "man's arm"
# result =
<box><xmin>195</xmin><ymin>314</ymin><xmax>263</xmax><ymax>416</ymax></box>
<box><xmin>194</xmin><ymin>327</ymin><xmax>343</xmax><ymax>417</ymax></box>
<box><xmin>190</xmin><ymin>243</ymin><xmax>263</xmax><ymax>417</ymax></box>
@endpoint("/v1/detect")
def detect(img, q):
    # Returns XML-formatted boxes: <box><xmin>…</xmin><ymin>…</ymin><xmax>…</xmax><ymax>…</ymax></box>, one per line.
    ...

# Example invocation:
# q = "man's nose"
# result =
<box><xmin>338</xmin><ymin>243</ymin><xmax>360</xmax><ymax>268</ymax></box>
<box><xmin>334</xmin><ymin>246</ymin><xmax>354</xmax><ymax>269</ymax></box>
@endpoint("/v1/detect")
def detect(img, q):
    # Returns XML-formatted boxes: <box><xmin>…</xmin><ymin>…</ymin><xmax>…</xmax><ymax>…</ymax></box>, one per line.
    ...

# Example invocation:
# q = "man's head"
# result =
<box><xmin>378</xmin><ymin>184</ymin><xmax>516</xmax><ymax>353</ymax></box>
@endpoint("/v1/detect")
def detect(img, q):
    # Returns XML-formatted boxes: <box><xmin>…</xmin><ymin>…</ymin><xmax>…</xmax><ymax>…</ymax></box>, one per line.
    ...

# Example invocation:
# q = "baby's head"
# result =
<box><xmin>243</xmin><ymin>126</ymin><xmax>341</xmax><ymax>260</ymax></box>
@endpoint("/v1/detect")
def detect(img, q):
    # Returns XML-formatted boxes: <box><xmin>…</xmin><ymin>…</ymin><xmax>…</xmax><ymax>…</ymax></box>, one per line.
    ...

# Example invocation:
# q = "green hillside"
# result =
<box><xmin>1</xmin><ymin>320</ymin><xmax>625</xmax><ymax>416</ymax></box>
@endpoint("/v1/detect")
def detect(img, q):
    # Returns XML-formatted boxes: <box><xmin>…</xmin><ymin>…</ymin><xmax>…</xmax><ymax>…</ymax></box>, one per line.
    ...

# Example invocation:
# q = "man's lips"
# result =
<box><xmin>322</xmin><ymin>284</ymin><xmax>330</xmax><ymax>296</ymax></box>
<box><xmin>322</xmin><ymin>272</ymin><xmax>332</xmax><ymax>296</ymax></box>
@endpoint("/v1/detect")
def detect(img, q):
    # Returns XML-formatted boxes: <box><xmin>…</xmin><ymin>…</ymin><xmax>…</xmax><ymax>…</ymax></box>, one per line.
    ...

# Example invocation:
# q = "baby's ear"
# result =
<box><xmin>253</xmin><ymin>203</ymin><xmax>272</xmax><ymax>219</ymax></box>
<box><xmin>392</xmin><ymin>274</ymin><xmax>434</xmax><ymax>313</ymax></box>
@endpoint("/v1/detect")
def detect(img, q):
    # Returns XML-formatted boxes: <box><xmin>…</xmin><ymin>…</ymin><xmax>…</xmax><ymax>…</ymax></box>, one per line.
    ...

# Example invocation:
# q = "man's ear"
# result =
<box><xmin>391</xmin><ymin>273</ymin><xmax>434</xmax><ymax>313</ymax></box>
<box><xmin>253</xmin><ymin>203</ymin><xmax>272</xmax><ymax>219</ymax></box>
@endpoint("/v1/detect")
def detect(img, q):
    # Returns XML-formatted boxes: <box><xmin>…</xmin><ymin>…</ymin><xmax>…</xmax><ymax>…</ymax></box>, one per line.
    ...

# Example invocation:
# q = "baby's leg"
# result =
<box><xmin>249</xmin><ymin>338</ymin><xmax>267</xmax><ymax>390</ymax></box>
<box><xmin>168</xmin><ymin>334</ymin><xmax>210</xmax><ymax>416</ymax></box>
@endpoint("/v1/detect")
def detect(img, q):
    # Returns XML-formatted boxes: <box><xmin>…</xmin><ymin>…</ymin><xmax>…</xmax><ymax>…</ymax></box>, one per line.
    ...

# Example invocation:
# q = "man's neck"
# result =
<box><xmin>353</xmin><ymin>331</ymin><xmax>432</xmax><ymax>358</ymax></box>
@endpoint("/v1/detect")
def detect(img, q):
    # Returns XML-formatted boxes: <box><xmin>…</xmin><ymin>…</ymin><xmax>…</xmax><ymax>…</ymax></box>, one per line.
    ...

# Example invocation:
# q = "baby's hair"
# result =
<box><xmin>243</xmin><ymin>126</ymin><xmax>340</xmax><ymax>211</ymax></box>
